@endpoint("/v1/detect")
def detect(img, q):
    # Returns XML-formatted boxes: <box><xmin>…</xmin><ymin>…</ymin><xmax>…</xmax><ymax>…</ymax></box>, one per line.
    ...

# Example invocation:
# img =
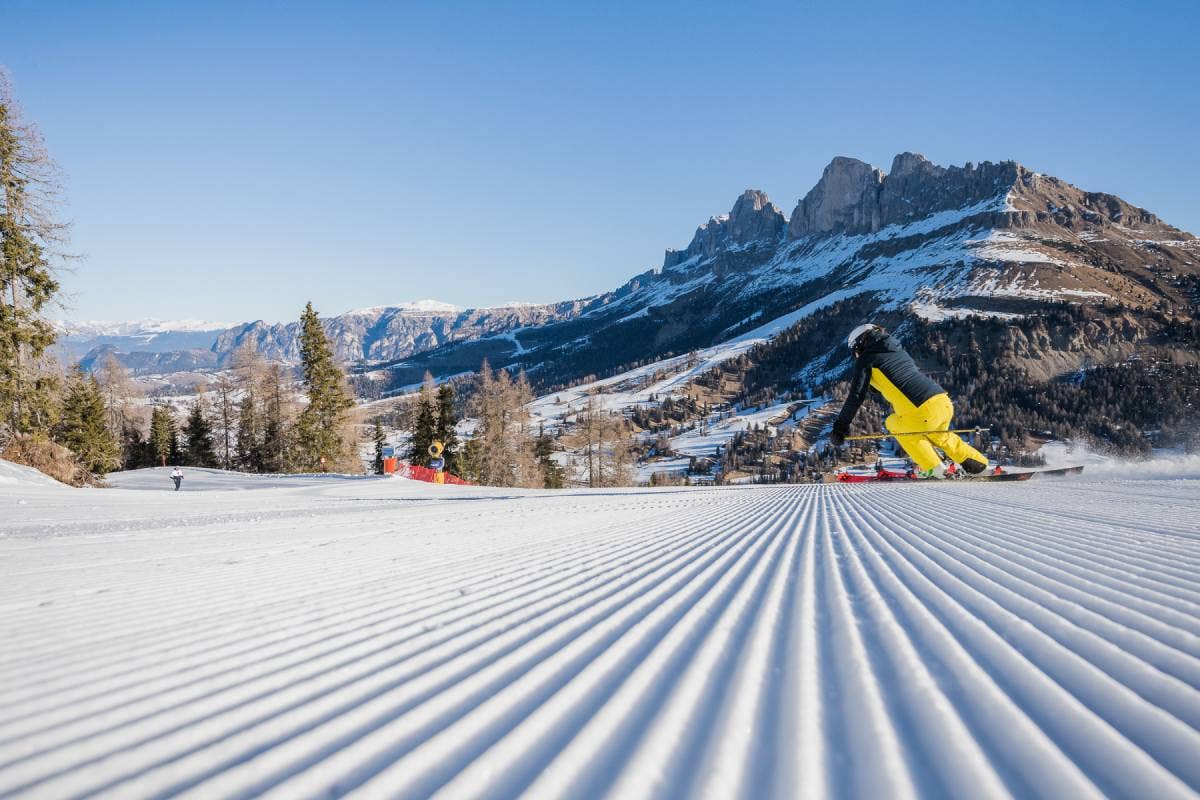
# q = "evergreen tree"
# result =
<box><xmin>373</xmin><ymin>418</ymin><xmax>386</xmax><ymax>475</ymax></box>
<box><xmin>235</xmin><ymin>393</ymin><xmax>261</xmax><ymax>471</ymax></box>
<box><xmin>149</xmin><ymin>404</ymin><xmax>177</xmax><ymax>467</ymax></box>
<box><xmin>292</xmin><ymin>302</ymin><xmax>354</xmax><ymax>472</ymax></box>
<box><xmin>434</xmin><ymin>382</ymin><xmax>460</xmax><ymax>474</ymax></box>
<box><xmin>121</xmin><ymin>421</ymin><xmax>151</xmax><ymax>470</ymax></box>
<box><xmin>182</xmin><ymin>398</ymin><xmax>218</xmax><ymax>468</ymax></box>
<box><xmin>260</xmin><ymin>364</ymin><xmax>287</xmax><ymax>472</ymax></box>
<box><xmin>408</xmin><ymin>382</ymin><xmax>436</xmax><ymax>467</ymax></box>
<box><xmin>0</xmin><ymin>70</ymin><xmax>67</xmax><ymax>440</ymax></box>
<box><xmin>55</xmin><ymin>368</ymin><xmax>119</xmax><ymax>475</ymax></box>
<box><xmin>213</xmin><ymin>374</ymin><xmax>235</xmax><ymax>469</ymax></box>
<box><xmin>535</xmin><ymin>428</ymin><xmax>563</xmax><ymax>489</ymax></box>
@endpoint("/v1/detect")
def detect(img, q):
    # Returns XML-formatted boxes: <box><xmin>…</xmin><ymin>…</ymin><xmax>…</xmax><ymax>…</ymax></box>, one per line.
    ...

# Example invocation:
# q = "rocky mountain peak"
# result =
<box><xmin>888</xmin><ymin>151</ymin><xmax>935</xmax><ymax>178</ymax></box>
<box><xmin>664</xmin><ymin>189</ymin><xmax>786</xmax><ymax>269</ymax></box>
<box><xmin>786</xmin><ymin>157</ymin><xmax>885</xmax><ymax>238</ymax></box>
<box><xmin>728</xmin><ymin>189</ymin><xmax>786</xmax><ymax>245</ymax></box>
<box><xmin>788</xmin><ymin>153</ymin><xmax>1025</xmax><ymax>238</ymax></box>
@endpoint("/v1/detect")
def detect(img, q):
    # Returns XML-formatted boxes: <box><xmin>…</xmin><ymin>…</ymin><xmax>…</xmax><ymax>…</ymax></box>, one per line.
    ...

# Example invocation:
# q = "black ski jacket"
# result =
<box><xmin>834</xmin><ymin>334</ymin><xmax>944</xmax><ymax>433</ymax></box>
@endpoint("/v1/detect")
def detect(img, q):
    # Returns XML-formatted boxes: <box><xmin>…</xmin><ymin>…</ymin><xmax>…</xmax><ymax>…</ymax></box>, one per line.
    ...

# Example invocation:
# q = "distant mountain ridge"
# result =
<box><xmin>55</xmin><ymin>300</ymin><xmax>593</xmax><ymax>374</ymax></box>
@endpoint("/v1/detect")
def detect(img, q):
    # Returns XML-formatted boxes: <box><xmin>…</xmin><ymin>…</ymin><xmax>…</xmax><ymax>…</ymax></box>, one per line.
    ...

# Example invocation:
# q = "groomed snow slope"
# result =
<box><xmin>2</xmin><ymin>467</ymin><xmax>1199</xmax><ymax>799</ymax></box>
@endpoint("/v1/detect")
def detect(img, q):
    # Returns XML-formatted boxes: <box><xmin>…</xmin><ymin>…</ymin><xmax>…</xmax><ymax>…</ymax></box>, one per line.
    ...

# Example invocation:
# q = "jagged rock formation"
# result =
<box><xmin>787</xmin><ymin>157</ymin><xmax>885</xmax><ymax>237</ymax></box>
<box><xmin>664</xmin><ymin>190</ymin><xmax>787</xmax><ymax>268</ymax></box>
<box><xmin>378</xmin><ymin>152</ymin><xmax>1196</xmax><ymax>391</ymax></box>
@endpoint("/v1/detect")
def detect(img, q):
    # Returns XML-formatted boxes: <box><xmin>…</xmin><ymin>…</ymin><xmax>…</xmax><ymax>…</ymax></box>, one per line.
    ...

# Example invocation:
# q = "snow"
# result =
<box><xmin>910</xmin><ymin>301</ymin><xmax>1020</xmax><ymax>322</ymax></box>
<box><xmin>2</xmin><ymin>465</ymin><xmax>1200</xmax><ymax>796</ymax></box>
<box><xmin>666</xmin><ymin>400</ymin><xmax>802</xmax><ymax>458</ymax></box>
<box><xmin>0</xmin><ymin>459</ymin><xmax>61</xmax><ymax>488</ymax></box>
<box><xmin>344</xmin><ymin>300</ymin><xmax>464</xmax><ymax>316</ymax></box>
<box><xmin>3</xmin><ymin>462</ymin><xmax>1199</xmax><ymax>797</ymax></box>
<box><xmin>527</xmin><ymin>338</ymin><xmax>761</xmax><ymax>430</ymax></box>
<box><xmin>968</xmin><ymin>231</ymin><xmax>1071</xmax><ymax>266</ymax></box>
<box><xmin>52</xmin><ymin>319</ymin><xmax>233</xmax><ymax>336</ymax></box>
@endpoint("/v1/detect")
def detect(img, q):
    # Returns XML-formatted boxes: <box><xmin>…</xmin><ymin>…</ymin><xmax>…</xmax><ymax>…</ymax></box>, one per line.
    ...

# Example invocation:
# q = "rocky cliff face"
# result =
<box><xmin>664</xmin><ymin>190</ymin><xmax>786</xmax><ymax>268</ymax></box>
<box><xmin>786</xmin><ymin>153</ymin><xmax>1024</xmax><ymax>237</ymax></box>
<box><xmin>787</xmin><ymin>157</ymin><xmax>885</xmax><ymax>237</ymax></box>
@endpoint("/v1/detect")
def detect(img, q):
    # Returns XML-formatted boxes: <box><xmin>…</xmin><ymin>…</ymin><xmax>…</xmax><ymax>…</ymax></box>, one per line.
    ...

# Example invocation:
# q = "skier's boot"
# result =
<box><xmin>917</xmin><ymin>465</ymin><xmax>946</xmax><ymax>480</ymax></box>
<box><xmin>961</xmin><ymin>457</ymin><xmax>988</xmax><ymax>475</ymax></box>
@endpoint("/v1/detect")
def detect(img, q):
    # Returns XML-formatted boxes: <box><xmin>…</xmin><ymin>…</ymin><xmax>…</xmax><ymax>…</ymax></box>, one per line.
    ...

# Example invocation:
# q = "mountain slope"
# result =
<box><xmin>3</xmin><ymin>466</ymin><xmax>1199</xmax><ymax>796</ymax></box>
<box><xmin>375</xmin><ymin>152</ymin><xmax>1197</xmax><ymax>391</ymax></box>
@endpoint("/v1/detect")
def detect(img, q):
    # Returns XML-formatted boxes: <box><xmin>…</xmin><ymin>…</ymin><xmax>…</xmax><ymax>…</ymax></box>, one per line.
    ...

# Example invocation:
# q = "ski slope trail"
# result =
<box><xmin>1</xmin><ymin>466</ymin><xmax>1199</xmax><ymax>799</ymax></box>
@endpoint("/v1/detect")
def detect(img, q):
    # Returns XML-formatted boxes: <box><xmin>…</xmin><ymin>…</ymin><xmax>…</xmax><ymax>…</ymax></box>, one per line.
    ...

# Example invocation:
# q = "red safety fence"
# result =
<box><xmin>392</xmin><ymin>461</ymin><xmax>474</xmax><ymax>486</ymax></box>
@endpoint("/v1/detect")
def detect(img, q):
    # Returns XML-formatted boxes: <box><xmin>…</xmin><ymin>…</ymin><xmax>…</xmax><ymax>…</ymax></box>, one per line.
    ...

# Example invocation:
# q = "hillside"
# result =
<box><xmin>2</xmin><ymin>463</ymin><xmax>1199</xmax><ymax>797</ymax></box>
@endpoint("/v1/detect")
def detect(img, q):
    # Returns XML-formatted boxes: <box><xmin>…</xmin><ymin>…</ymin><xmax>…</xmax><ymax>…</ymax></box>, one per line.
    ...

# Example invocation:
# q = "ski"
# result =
<box><xmin>1016</xmin><ymin>465</ymin><xmax>1086</xmax><ymax>478</ymax></box>
<box><xmin>836</xmin><ymin>465</ymin><xmax>1085</xmax><ymax>483</ymax></box>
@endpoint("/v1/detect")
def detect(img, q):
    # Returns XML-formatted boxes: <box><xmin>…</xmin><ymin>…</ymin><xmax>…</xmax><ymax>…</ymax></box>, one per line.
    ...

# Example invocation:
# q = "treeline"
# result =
<box><xmin>401</xmin><ymin>361</ymin><xmax>564</xmax><ymax>488</ymax></box>
<box><xmin>906</xmin><ymin>310</ymin><xmax>1200</xmax><ymax>455</ymax></box>
<box><xmin>91</xmin><ymin>302</ymin><xmax>363</xmax><ymax>475</ymax></box>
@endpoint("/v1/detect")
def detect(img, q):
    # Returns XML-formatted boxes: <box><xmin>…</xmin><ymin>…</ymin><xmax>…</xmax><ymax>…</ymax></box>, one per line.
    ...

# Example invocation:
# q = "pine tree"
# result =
<box><xmin>55</xmin><ymin>368</ymin><xmax>119</xmax><ymax>475</ymax></box>
<box><xmin>182</xmin><ymin>398</ymin><xmax>218</xmax><ymax>468</ymax></box>
<box><xmin>260</xmin><ymin>364</ymin><xmax>288</xmax><ymax>472</ymax></box>
<box><xmin>292</xmin><ymin>302</ymin><xmax>354</xmax><ymax>472</ymax></box>
<box><xmin>373</xmin><ymin>418</ymin><xmax>386</xmax><ymax>475</ymax></box>
<box><xmin>230</xmin><ymin>341</ymin><xmax>265</xmax><ymax>471</ymax></box>
<box><xmin>149</xmin><ymin>404</ymin><xmax>177</xmax><ymax>467</ymax></box>
<box><xmin>213</xmin><ymin>374</ymin><xmax>235</xmax><ymax>469</ymax></box>
<box><xmin>235</xmin><ymin>393</ymin><xmax>261</xmax><ymax>471</ymax></box>
<box><xmin>535</xmin><ymin>428</ymin><xmax>563</xmax><ymax>488</ymax></box>
<box><xmin>121</xmin><ymin>421</ymin><xmax>151</xmax><ymax>470</ymax></box>
<box><xmin>434</xmin><ymin>382</ymin><xmax>460</xmax><ymax>474</ymax></box>
<box><xmin>0</xmin><ymin>70</ymin><xmax>67</xmax><ymax>440</ymax></box>
<box><xmin>408</xmin><ymin>380</ymin><xmax>436</xmax><ymax>467</ymax></box>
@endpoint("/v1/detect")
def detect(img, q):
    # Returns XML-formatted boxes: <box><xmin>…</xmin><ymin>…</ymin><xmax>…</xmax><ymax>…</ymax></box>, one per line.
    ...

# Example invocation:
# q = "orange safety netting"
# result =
<box><xmin>394</xmin><ymin>462</ymin><xmax>474</xmax><ymax>485</ymax></box>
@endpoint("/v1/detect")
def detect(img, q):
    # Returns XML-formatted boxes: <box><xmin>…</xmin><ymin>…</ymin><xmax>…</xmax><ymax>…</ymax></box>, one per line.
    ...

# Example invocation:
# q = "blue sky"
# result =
<box><xmin>2</xmin><ymin>0</ymin><xmax>1198</xmax><ymax>324</ymax></box>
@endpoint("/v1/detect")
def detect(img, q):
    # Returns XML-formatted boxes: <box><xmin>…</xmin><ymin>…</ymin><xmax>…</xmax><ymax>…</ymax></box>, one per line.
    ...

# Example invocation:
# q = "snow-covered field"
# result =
<box><xmin>2</xmin><ymin>462</ymin><xmax>1200</xmax><ymax>798</ymax></box>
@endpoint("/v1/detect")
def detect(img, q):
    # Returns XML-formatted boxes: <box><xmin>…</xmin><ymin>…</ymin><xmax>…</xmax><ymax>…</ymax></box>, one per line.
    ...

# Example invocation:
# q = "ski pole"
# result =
<box><xmin>844</xmin><ymin>427</ymin><xmax>990</xmax><ymax>441</ymax></box>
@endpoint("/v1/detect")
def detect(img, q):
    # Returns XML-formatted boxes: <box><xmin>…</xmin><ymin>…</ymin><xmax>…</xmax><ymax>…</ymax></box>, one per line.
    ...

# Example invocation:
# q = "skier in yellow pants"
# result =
<box><xmin>830</xmin><ymin>324</ymin><xmax>988</xmax><ymax>478</ymax></box>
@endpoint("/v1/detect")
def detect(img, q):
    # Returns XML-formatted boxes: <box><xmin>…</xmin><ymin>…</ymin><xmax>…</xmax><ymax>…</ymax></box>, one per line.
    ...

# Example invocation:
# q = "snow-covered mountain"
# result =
<box><xmin>210</xmin><ymin>300</ymin><xmax>592</xmax><ymax>366</ymax></box>
<box><xmin>56</xmin><ymin>301</ymin><xmax>592</xmax><ymax>375</ymax></box>
<box><xmin>374</xmin><ymin>152</ymin><xmax>1198</xmax><ymax>390</ymax></box>
<box><xmin>53</xmin><ymin>319</ymin><xmax>233</xmax><ymax>359</ymax></box>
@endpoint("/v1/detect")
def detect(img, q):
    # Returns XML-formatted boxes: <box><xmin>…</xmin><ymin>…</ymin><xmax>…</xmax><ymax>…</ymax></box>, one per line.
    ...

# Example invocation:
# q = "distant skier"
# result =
<box><xmin>830</xmin><ymin>324</ymin><xmax>988</xmax><ymax>478</ymax></box>
<box><xmin>170</xmin><ymin>467</ymin><xmax>183</xmax><ymax>491</ymax></box>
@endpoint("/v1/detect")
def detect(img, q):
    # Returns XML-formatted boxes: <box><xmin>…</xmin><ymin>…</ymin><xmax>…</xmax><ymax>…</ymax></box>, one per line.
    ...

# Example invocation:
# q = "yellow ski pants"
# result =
<box><xmin>885</xmin><ymin>392</ymin><xmax>986</xmax><ymax>472</ymax></box>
